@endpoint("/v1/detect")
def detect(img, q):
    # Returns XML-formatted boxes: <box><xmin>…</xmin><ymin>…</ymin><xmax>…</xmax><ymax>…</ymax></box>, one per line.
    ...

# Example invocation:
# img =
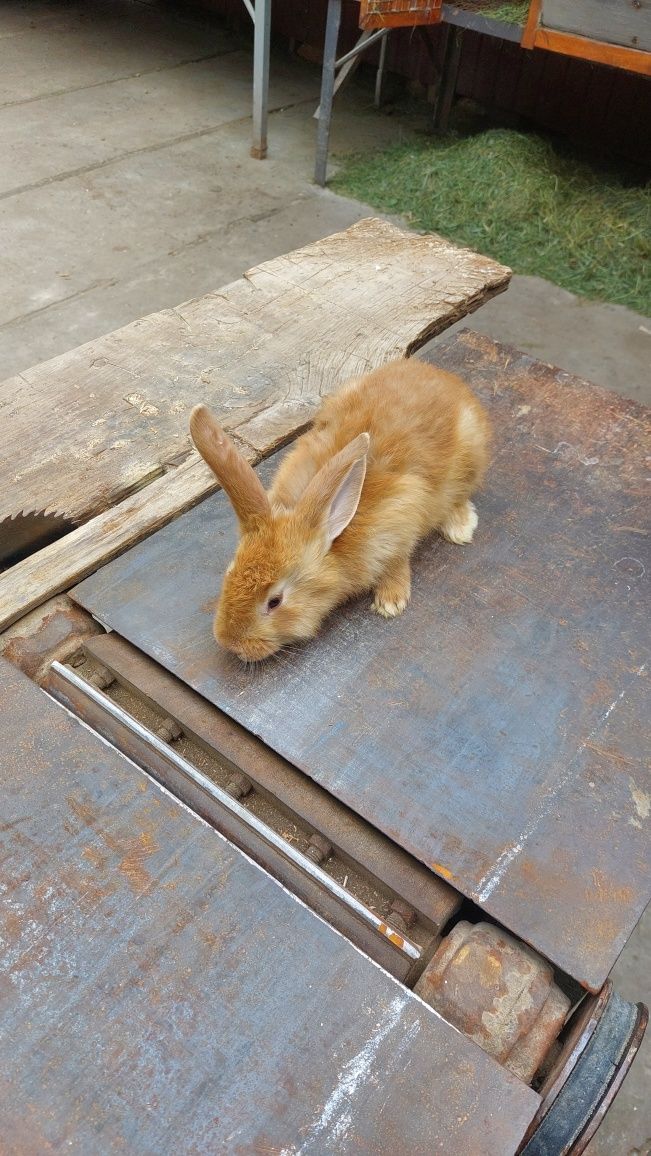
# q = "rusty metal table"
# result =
<box><xmin>72</xmin><ymin>331</ymin><xmax>651</xmax><ymax>993</ymax></box>
<box><xmin>0</xmin><ymin>656</ymin><xmax>539</xmax><ymax>1154</ymax></box>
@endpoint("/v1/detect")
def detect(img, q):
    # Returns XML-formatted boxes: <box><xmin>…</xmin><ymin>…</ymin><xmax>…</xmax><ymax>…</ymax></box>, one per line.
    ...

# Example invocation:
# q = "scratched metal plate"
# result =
<box><xmin>0</xmin><ymin>657</ymin><xmax>538</xmax><ymax>1154</ymax></box>
<box><xmin>72</xmin><ymin>331</ymin><xmax>651</xmax><ymax>990</ymax></box>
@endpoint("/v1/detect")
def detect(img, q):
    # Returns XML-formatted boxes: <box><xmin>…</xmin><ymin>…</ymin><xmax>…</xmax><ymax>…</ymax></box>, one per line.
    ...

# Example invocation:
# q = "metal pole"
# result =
<box><xmin>374</xmin><ymin>29</ymin><xmax>388</xmax><ymax>108</ymax></box>
<box><xmin>251</xmin><ymin>0</ymin><xmax>272</xmax><ymax>158</ymax></box>
<box><xmin>314</xmin><ymin>0</ymin><xmax>342</xmax><ymax>187</ymax></box>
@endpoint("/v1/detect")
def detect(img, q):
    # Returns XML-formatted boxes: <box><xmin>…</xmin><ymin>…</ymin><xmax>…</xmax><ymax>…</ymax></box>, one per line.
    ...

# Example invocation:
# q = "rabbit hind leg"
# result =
<box><xmin>439</xmin><ymin>499</ymin><xmax>478</xmax><ymax>545</ymax></box>
<box><xmin>371</xmin><ymin>556</ymin><xmax>411</xmax><ymax>619</ymax></box>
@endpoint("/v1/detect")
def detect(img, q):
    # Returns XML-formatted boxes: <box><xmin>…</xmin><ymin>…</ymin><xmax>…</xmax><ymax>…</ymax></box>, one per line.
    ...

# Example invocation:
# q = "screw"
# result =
<box><xmin>225</xmin><ymin>773</ymin><xmax>252</xmax><ymax>800</ymax></box>
<box><xmin>155</xmin><ymin>717</ymin><xmax>182</xmax><ymax>743</ymax></box>
<box><xmin>88</xmin><ymin>665</ymin><xmax>115</xmax><ymax>690</ymax></box>
<box><xmin>389</xmin><ymin>897</ymin><xmax>417</xmax><ymax>930</ymax></box>
<box><xmin>305</xmin><ymin>833</ymin><xmax>332</xmax><ymax>864</ymax></box>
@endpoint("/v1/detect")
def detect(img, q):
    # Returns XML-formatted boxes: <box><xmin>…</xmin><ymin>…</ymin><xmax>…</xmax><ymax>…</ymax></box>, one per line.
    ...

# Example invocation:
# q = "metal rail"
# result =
<box><xmin>50</xmin><ymin>660</ymin><xmax>421</xmax><ymax>963</ymax></box>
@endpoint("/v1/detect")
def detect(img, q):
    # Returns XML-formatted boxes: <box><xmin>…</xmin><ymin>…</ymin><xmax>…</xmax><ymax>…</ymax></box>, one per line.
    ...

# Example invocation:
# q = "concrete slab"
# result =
<box><xmin>0</xmin><ymin>0</ymin><xmax>237</xmax><ymax>104</ymax></box>
<box><xmin>0</xmin><ymin>191</ymin><xmax>371</xmax><ymax>369</ymax></box>
<box><xmin>0</xmin><ymin>1</ymin><xmax>649</xmax><ymax>1150</ymax></box>
<box><xmin>427</xmin><ymin>273</ymin><xmax>651</xmax><ymax>405</ymax></box>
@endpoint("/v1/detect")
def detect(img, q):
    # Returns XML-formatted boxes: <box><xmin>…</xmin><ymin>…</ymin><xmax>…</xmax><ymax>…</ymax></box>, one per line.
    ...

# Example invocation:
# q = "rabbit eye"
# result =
<box><xmin>267</xmin><ymin>594</ymin><xmax>283</xmax><ymax>611</ymax></box>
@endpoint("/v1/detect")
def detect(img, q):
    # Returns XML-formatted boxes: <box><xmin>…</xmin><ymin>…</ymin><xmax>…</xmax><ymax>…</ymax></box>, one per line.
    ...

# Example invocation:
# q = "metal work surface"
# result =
<box><xmin>0</xmin><ymin>657</ymin><xmax>539</xmax><ymax>1155</ymax></box>
<box><xmin>72</xmin><ymin>330</ymin><xmax>651</xmax><ymax>991</ymax></box>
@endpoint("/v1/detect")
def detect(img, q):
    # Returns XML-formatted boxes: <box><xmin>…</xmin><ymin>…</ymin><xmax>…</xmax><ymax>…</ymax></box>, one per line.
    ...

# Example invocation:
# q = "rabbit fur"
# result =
<box><xmin>190</xmin><ymin>358</ymin><xmax>490</xmax><ymax>661</ymax></box>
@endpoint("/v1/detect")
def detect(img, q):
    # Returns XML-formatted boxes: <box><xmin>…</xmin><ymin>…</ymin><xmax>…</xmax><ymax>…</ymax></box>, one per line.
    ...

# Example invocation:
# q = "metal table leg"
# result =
<box><xmin>243</xmin><ymin>0</ymin><xmax>272</xmax><ymax>159</ymax></box>
<box><xmin>314</xmin><ymin>0</ymin><xmax>342</xmax><ymax>186</ymax></box>
<box><xmin>375</xmin><ymin>29</ymin><xmax>388</xmax><ymax>108</ymax></box>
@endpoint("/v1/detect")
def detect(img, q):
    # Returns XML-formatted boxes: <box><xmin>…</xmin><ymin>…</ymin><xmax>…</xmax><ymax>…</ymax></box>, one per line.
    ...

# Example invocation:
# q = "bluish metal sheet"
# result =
<box><xmin>72</xmin><ymin>331</ymin><xmax>651</xmax><ymax>990</ymax></box>
<box><xmin>0</xmin><ymin>656</ymin><xmax>539</xmax><ymax>1154</ymax></box>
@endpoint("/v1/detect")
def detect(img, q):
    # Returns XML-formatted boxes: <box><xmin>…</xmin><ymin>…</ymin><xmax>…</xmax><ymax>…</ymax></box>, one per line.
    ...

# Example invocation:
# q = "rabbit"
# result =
<box><xmin>190</xmin><ymin>357</ymin><xmax>490</xmax><ymax>661</ymax></box>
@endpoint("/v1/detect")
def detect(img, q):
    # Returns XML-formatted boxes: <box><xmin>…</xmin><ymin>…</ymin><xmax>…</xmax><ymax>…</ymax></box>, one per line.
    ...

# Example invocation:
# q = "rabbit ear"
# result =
<box><xmin>190</xmin><ymin>405</ymin><xmax>270</xmax><ymax>530</ymax></box>
<box><xmin>299</xmin><ymin>432</ymin><xmax>369</xmax><ymax>545</ymax></box>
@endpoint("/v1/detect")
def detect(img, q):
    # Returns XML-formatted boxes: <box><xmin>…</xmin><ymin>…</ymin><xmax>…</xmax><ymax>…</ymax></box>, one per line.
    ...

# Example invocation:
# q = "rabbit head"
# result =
<box><xmin>190</xmin><ymin>405</ymin><xmax>369</xmax><ymax>661</ymax></box>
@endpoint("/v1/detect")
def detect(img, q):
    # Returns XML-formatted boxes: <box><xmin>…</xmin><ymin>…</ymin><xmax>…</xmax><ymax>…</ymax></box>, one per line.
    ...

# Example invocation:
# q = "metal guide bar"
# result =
<box><xmin>38</xmin><ymin>659</ymin><xmax>650</xmax><ymax>1146</ymax></box>
<box><xmin>49</xmin><ymin>661</ymin><xmax>422</xmax><ymax>965</ymax></box>
<box><xmin>80</xmin><ymin>631</ymin><xmax>461</xmax><ymax>933</ymax></box>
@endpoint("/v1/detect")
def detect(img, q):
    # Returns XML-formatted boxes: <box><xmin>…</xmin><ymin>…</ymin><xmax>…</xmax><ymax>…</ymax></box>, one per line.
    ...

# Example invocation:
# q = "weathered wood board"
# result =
<box><xmin>522</xmin><ymin>0</ymin><xmax>651</xmax><ymax>71</ymax></box>
<box><xmin>72</xmin><ymin>331</ymin><xmax>651</xmax><ymax>991</ymax></box>
<box><xmin>1</xmin><ymin>657</ymin><xmax>539</xmax><ymax>1154</ymax></box>
<box><xmin>0</xmin><ymin>218</ymin><xmax>509</xmax><ymax>528</ymax></box>
<box><xmin>0</xmin><ymin>218</ymin><xmax>509</xmax><ymax>631</ymax></box>
<box><xmin>0</xmin><ymin>454</ymin><xmax>223</xmax><ymax>630</ymax></box>
<box><xmin>542</xmin><ymin>0</ymin><xmax>651</xmax><ymax>53</ymax></box>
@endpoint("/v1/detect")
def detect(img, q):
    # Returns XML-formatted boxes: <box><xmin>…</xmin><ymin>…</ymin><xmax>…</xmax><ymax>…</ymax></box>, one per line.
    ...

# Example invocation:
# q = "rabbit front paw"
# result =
<box><xmin>371</xmin><ymin>558</ymin><xmax>411</xmax><ymax>619</ymax></box>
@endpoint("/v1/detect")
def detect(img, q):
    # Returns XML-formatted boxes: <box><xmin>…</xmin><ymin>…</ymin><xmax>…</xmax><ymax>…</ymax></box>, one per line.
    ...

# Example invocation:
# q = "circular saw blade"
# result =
<box><xmin>0</xmin><ymin>509</ymin><xmax>73</xmax><ymax>568</ymax></box>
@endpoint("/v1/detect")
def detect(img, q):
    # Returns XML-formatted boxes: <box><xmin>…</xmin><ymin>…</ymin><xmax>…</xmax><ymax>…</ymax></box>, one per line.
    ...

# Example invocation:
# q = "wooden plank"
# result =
<box><xmin>492</xmin><ymin>39</ymin><xmax>524</xmax><ymax>109</ymax></box>
<box><xmin>0</xmin><ymin>219</ymin><xmax>509</xmax><ymax>530</ymax></box>
<box><xmin>542</xmin><ymin>0</ymin><xmax>651</xmax><ymax>54</ymax></box>
<box><xmin>0</xmin><ymin>453</ymin><xmax>221</xmax><ymax>631</ymax></box>
<box><xmin>532</xmin><ymin>26</ymin><xmax>651</xmax><ymax>74</ymax></box>
<box><xmin>533</xmin><ymin>49</ymin><xmax>571</xmax><ymax>127</ymax></box>
<box><xmin>522</xmin><ymin>0</ymin><xmax>544</xmax><ymax>48</ymax></box>
<box><xmin>360</xmin><ymin>0</ymin><xmax>442</xmax><ymax>30</ymax></box>
<box><xmin>523</xmin><ymin>1</ymin><xmax>651</xmax><ymax>74</ymax></box>
<box><xmin>0</xmin><ymin>219</ymin><xmax>510</xmax><ymax>631</ymax></box>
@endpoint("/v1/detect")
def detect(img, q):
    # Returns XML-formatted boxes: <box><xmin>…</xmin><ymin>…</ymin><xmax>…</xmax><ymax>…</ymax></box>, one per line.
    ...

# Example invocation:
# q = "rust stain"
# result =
<box><xmin>67</xmin><ymin>796</ymin><xmax>98</xmax><ymax>827</ymax></box>
<box><xmin>590</xmin><ymin>870</ymin><xmax>634</xmax><ymax>906</ymax></box>
<box><xmin>432</xmin><ymin>861</ymin><xmax>453</xmax><ymax>880</ymax></box>
<box><xmin>67</xmin><ymin>794</ymin><xmax>159</xmax><ymax>893</ymax></box>
<box><xmin>82</xmin><ymin>845</ymin><xmax>108</xmax><ymax>871</ymax></box>
<box><xmin>377</xmin><ymin>922</ymin><xmax>406</xmax><ymax>950</ymax></box>
<box><xmin>584</xmin><ymin>741</ymin><xmax>636</xmax><ymax>767</ymax></box>
<box><xmin>118</xmin><ymin>831</ymin><xmax>158</xmax><ymax>893</ymax></box>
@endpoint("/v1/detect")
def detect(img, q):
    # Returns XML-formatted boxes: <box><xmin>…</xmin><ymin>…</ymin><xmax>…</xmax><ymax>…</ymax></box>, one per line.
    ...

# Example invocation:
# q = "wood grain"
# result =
<box><xmin>0</xmin><ymin>219</ymin><xmax>509</xmax><ymax>528</ymax></box>
<box><xmin>360</xmin><ymin>1</ymin><xmax>442</xmax><ymax>29</ymax></box>
<box><xmin>533</xmin><ymin>26</ymin><xmax>651</xmax><ymax>74</ymax></box>
<box><xmin>0</xmin><ymin>453</ymin><xmax>221</xmax><ymax>630</ymax></box>
<box><xmin>522</xmin><ymin>0</ymin><xmax>651</xmax><ymax>73</ymax></box>
<box><xmin>542</xmin><ymin>0</ymin><xmax>651</xmax><ymax>54</ymax></box>
<box><xmin>0</xmin><ymin>218</ymin><xmax>510</xmax><ymax>631</ymax></box>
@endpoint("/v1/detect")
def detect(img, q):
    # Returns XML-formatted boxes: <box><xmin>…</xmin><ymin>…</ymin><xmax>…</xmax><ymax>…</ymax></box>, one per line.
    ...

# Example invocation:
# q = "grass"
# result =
<box><xmin>332</xmin><ymin>129</ymin><xmax>651</xmax><ymax>315</ymax></box>
<box><xmin>449</xmin><ymin>0</ymin><xmax>530</xmax><ymax>24</ymax></box>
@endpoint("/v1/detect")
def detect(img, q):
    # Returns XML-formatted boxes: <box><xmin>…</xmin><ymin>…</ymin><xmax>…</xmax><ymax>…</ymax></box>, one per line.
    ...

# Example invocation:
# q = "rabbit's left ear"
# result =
<box><xmin>299</xmin><ymin>432</ymin><xmax>369</xmax><ymax>545</ymax></box>
<box><xmin>190</xmin><ymin>404</ymin><xmax>271</xmax><ymax>532</ymax></box>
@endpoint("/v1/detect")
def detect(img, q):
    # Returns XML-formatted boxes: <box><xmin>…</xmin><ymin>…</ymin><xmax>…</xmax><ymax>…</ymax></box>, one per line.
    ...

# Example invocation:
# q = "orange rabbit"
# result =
<box><xmin>190</xmin><ymin>358</ymin><xmax>490</xmax><ymax>661</ymax></box>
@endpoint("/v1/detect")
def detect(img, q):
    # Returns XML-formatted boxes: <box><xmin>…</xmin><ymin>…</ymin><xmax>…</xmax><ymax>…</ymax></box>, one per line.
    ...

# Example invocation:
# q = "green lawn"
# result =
<box><xmin>332</xmin><ymin>129</ymin><xmax>651</xmax><ymax>315</ymax></box>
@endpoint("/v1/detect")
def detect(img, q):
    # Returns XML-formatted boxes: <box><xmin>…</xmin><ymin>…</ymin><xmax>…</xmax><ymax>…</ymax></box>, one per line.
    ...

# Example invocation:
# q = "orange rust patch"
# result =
<box><xmin>590</xmin><ymin>869</ymin><xmax>634</xmax><ymax>906</ymax></box>
<box><xmin>67</xmin><ymin>796</ymin><xmax>98</xmax><ymax>827</ymax></box>
<box><xmin>432</xmin><ymin>861</ymin><xmax>453</xmax><ymax>880</ymax></box>
<box><xmin>377</xmin><ymin>922</ymin><xmax>406</xmax><ymax>949</ymax></box>
<box><xmin>68</xmin><ymin>795</ymin><xmax>158</xmax><ymax>893</ymax></box>
<box><xmin>118</xmin><ymin>832</ymin><xmax>158</xmax><ymax>894</ymax></box>
<box><xmin>82</xmin><ymin>845</ymin><xmax>108</xmax><ymax>871</ymax></box>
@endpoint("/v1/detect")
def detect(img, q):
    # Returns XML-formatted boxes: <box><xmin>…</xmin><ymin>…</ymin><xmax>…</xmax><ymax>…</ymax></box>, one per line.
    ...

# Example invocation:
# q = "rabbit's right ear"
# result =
<box><xmin>190</xmin><ymin>405</ymin><xmax>270</xmax><ymax>531</ymax></box>
<box><xmin>298</xmin><ymin>432</ymin><xmax>370</xmax><ymax>546</ymax></box>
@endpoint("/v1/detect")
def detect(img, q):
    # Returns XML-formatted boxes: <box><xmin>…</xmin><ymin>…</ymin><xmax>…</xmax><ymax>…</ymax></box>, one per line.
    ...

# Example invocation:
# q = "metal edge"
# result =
<box><xmin>49</xmin><ymin>660</ymin><xmax>422</xmax><ymax>964</ymax></box>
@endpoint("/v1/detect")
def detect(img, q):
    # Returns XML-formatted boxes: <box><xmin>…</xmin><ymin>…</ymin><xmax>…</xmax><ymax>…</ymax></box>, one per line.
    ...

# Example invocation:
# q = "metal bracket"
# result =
<box><xmin>314</xmin><ymin>0</ymin><xmax>390</xmax><ymax>186</ymax></box>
